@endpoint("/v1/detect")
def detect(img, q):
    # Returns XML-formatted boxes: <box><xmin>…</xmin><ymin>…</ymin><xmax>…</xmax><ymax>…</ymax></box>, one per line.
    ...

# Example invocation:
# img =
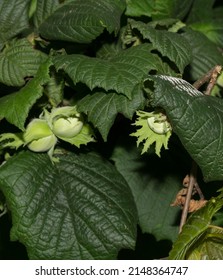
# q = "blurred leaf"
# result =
<box><xmin>126</xmin><ymin>0</ymin><xmax>193</xmax><ymax>20</ymax></box>
<box><xmin>186</xmin><ymin>0</ymin><xmax>215</xmax><ymax>23</ymax></box>
<box><xmin>189</xmin><ymin>20</ymin><xmax>223</xmax><ymax>48</ymax></box>
<box><xmin>186</xmin><ymin>0</ymin><xmax>223</xmax><ymax>47</ymax></box>
<box><xmin>112</xmin><ymin>144</ymin><xmax>182</xmax><ymax>242</ymax></box>
<box><xmin>151</xmin><ymin>0</ymin><xmax>193</xmax><ymax>20</ymax></box>
<box><xmin>182</xmin><ymin>29</ymin><xmax>223</xmax><ymax>80</ymax></box>
<box><xmin>125</xmin><ymin>0</ymin><xmax>154</xmax><ymax>17</ymax></box>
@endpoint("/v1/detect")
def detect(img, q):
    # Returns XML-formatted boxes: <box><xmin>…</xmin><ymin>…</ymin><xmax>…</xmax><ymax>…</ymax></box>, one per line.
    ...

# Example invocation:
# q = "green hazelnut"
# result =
<box><xmin>27</xmin><ymin>135</ymin><xmax>57</xmax><ymax>152</ymax></box>
<box><xmin>52</xmin><ymin>116</ymin><xmax>83</xmax><ymax>138</ymax></box>
<box><xmin>24</xmin><ymin>119</ymin><xmax>57</xmax><ymax>152</ymax></box>
<box><xmin>147</xmin><ymin>116</ymin><xmax>171</xmax><ymax>135</ymax></box>
<box><xmin>24</xmin><ymin>119</ymin><xmax>53</xmax><ymax>142</ymax></box>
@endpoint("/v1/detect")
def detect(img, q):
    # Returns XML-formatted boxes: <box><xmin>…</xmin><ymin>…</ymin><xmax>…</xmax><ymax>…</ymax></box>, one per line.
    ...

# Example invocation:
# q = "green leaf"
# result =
<box><xmin>187</xmin><ymin>226</ymin><xmax>223</xmax><ymax>259</ymax></box>
<box><xmin>186</xmin><ymin>1</ymin><xmax>223</xmax><ymax>47</ymax></box>
<box><xmin>33</xmin><ymin>0</ymin><xmax>61</xmax><ymax>28</ymax></box>
<box><xmin>0</xmin><ymin>0</ymin><xmax>30</xmax><ymax>50</ymax></box>
<box><xmin>145</xmin><ymin>75</ymin><xmax>223</xmax><ymax>182</ymax></box>
<box><xmin>169</xmin><ymin>196</ymin><xmax>223</xmax><ymax>259</ymax></box>
<box><xmin>182</xmin><ymin>29</ymin><xmax>223</xmax><ymax>81</ymax></box>
<box><xmin>151</xmin><ymin>0</ymin><xmax>193</xmax><ymax>20</ymax></box>
<box><xmin>53</xmin><ymin>44</ymin><xmax>169</xmax><ymax>99</ymax></box>
<box><xmin>189</xmin><ymin>20</ymin><xmax>223</xmax><ymax>48</ymax></box>
<box><xmin>148</xmin><ymin>19</ymin><xmax>183</xmax><ymax>31</ymax></box>
<box><xmin>126</xmin><ymin>0</ymin><xmax>193</xmax><ymax>20</ymax></box>
<box><xmin>0</xmin><ymin>59</ymin><xmax>52</xmax><ymax>131</ymax></box>
<box><xmin>125</xmin><ymin>0</ymin><xmax>154</xmax><ymax>17</ymax></box>
<box><xmin>112</xmin><ymin>144</ymin><xmax>182</xmax><ymax>242</ymax></box>
<box><xmin>44</xmin><ymin>69</ymin><xmax>64</xmax><ymax>107</ymax></box>
<box><xmin>96</xmin><ymin>42</ymin><xmax>122</xmax><ymax>60</ymax></box>
<box><xmin>0</xmin><ymin>39</ymin><xmax>47</xmax><ymax>87</ymax></box>
<box><xmin>0</xmin><ymin>151</ymin><xmax>137</xmax><ymax>259</ymax></box>
<box><xmin>77</xmin><ymin>84</ymin><xmax>146</xmax><ymax>141</ymax></box>
<box><xmin>186</xmin><ymin>0</ymin><xmax>215</xmax><ymax>23</ymax></box>
<box><xmin>129</xmin><ymin>20</ymin><xmax>192</xmax><ymax>73</ymax></box>
<box><xmin>39</xmin><ymin>0</ymin><xmax>126</xmax><ymax>44</ymax></box>
<box><xmin>58</xmin><ymin>124</ymin><xmax>95</xmax><ymax>148</ymax></box>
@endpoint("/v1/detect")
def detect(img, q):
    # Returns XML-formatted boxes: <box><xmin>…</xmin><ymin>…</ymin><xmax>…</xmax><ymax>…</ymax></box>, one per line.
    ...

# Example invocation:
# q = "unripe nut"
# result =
<box><xmin>52</xmin><ymin>116</ymin><xmax>83</xmax><ymax>138</ymax></box>
<box><xmin>24</xmin><ymin>119</ymin><xmax>53</xmax><ymax>142</ymax></box>
<box><xmin>147</xmin><ymin>116</ymin><xmax>171</xmax><ymax>135</ymax></box>
<box><xmin>24</xmin><ymin>119</ymin><xmax>57</xmax><ymax>152</ymax></box>
<box><xmin>27</xmin><ymin>135</ymin><xmax>57</xmax><ymax>152</ymax></box>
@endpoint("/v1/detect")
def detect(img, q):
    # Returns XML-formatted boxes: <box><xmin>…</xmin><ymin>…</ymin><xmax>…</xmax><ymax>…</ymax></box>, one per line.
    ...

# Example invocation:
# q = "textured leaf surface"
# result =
<box><xmin>0</xmin><ymin>59</ymin><xmax>52</xmax><ymax>130</ymax></box>
<box><xmin>53</xmin><ymin>44</ymin><xmax>168</xmax><ymax>99</ymax></box>
<box><xmin>112</xmin><ymin>144</ymin><xmax>182</xmax><ymax>242</ymax></box>
<box><xmin>0</xmin><ymin>0</ymin><xmax>30</xmax><ymax>50</ymax></box>
<box><xmin>39</xmin><ymin>0</ymin><xmax>126</xmax><ymax>43</ymax></box>
<box><xmin>146</xmin><ymin>75</ymin><xmax>223</xmax><ymax>182</ymax></box>
<box><xmin>182</xmin><ymin>29</ymin><xmax>223</xmax><ymax>80</ymax></box>
<box><xmin>0</xmin><ymin>39</ymin><xmax>47</xmax><ymax>87</ymax></box>
<box><xmin>96</xmin><ymin>42</ymin><xmax>122</xmax><ymax>60</ymax></box>
<box><xmin>44</xmin><ymin>69</ymin><xmax>64</xmax><ymax>107</ymax></box>
<box><xmin>187</xmin><ymin>226</ymin><xmax>223</xmax><ymax>260</ymax></box>
<box><xmin>130</xmin><ymin>20</ymin><xmax>192</xmax><ymax>73</ymax></box>
<box><xmin>77</xmin><ymin>85</ymin><xmax>145</xmax><ymax>141</ymax></box>
<box><xmin>169</xmin><ymin>197</ymin><xmax>223</xmax><ymax>259</ymax></box>
<box><xmin>33</xmin><ymin>0</ymin><xmax>60</xmax><ymax>28</ymax></box>
<box><xmin>0</xmin><ymin>151</ymin><xmax>137</xmax><ymax>259</ymax></box>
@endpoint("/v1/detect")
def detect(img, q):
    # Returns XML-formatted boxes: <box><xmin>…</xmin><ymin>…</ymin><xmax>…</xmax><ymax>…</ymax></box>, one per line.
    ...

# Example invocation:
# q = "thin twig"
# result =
<box><xmin>194</xmin><ymin>182</ymin><xmax>204</xmax><ymax>200</ymax></box>
<box><xmin>205</xmin><ymin>65</ymin><xmax>222</xmax><ymax>95</ymax></box>
<box><xmin>179</xmin><ymin>162</ymin><xmax>197</xmax><ymax>233</ymax></box>
<box><xmin>192</xmin><ymin>65</ymin><xmax>222</xmax><ymax>92</ymax></box>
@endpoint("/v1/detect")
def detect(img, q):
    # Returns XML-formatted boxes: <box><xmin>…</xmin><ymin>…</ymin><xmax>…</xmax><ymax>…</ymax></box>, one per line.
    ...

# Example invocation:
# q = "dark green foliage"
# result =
<box><xmin>0</xmin><ymin>0</ymin><xmax>223</xmax><ymax>260</ymax></box>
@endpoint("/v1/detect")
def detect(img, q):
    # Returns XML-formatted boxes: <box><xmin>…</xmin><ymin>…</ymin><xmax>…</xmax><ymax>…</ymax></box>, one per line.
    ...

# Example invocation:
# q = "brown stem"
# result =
<box><xmin>205</xmin><ymin>65</ymin><xmax>222</xmax><ymax>95</ymax></box>
<box><xmin>194</xmin><ymin>182</ymin><xmax>204</xmax><ymax>200</ymax></box>
<box><xmin>192</xmin><ymin>65</ymin><xmax>222</xmax><ymax>92</ymax></box>
<box><xmin>179</xmin><ymin>162</ymin><xmax>197</xmax><ymax>233</ymax></box>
